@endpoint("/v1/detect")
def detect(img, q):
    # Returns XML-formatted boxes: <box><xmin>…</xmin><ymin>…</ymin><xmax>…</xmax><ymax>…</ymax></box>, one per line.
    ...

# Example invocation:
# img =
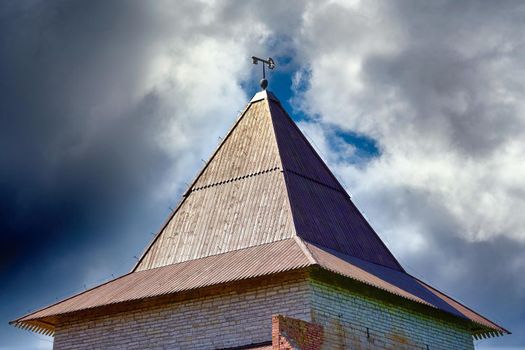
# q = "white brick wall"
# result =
<box><xmin>53</xmin><ymin>278</ymin><xmax>310</xmax><ymax>350</ymax></box>
<box><xmin>52</xmin><ymin>275</ymin><xmax>476</xmax><ymax>350</ymax></box>
<box><xmin>309</xmin><ymin>280</ymin><xmax>475</xmax><ymax>350</ymax></box>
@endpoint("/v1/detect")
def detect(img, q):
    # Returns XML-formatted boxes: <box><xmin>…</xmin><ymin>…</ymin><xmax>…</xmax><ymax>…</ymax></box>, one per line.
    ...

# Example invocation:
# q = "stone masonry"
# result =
<box><xmin>53</xmin><ymin>277</ymin><xmax>311</xmax><ymax>350</ymax></box>
<box><xmin>52</xmin><ymin>273</ymin><xmax>475</xmax><ymax>350</ymax></box>
<box><xmin>310</xmin><ymin>280</ymin><xmax>475</xmax><ymax>350</ymax></box>
<box><xmin>272</xmin><ymin>315</ymin><xmax>324</xmax><ymax>350</ymax></box>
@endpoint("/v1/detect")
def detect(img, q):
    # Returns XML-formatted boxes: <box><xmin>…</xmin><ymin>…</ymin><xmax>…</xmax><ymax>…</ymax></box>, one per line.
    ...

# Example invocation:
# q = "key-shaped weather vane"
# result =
<box><xmin>252</xmin><ymin>56</ymin><xmax>275</xmax><ymax>90</ymax></box>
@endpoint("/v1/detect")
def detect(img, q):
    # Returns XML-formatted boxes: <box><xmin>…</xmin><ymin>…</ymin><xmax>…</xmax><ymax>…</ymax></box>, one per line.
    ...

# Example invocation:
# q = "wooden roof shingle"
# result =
<box><xmin>135</xmin><ymin>90</ymin><xmax>402</xmax><ymax>271</ymax></box>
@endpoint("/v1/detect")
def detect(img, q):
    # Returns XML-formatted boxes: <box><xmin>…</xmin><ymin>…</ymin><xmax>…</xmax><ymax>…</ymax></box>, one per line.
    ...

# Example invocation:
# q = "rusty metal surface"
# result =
<box><xmin>17</xmin><ymin>239</ymin><xmax>309</xmax><ymax>322</ymax></box>
<box><xmin>15</xmin><ymin>237</ymin><xmax>506</xmax><ymax>336</ymax></box>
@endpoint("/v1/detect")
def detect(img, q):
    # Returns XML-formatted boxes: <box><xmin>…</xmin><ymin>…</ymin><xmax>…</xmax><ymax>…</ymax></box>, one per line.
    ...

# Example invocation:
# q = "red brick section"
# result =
<box><xmin>272</xmin><ymin>315</ymin><xmax>324</xmax><ymax>350</ymax></box>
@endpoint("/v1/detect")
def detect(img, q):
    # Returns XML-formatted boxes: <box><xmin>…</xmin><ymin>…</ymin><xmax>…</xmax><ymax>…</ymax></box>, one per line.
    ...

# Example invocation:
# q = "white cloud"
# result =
<box><xmin>294</xmin><ymin>0</ymin><xmax>525</xmax><ymax>246</ymax></box>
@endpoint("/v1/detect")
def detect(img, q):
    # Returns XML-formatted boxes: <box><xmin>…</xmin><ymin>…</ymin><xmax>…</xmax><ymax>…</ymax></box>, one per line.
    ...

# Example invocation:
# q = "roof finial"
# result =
<box><xmin>252</xmin><ymin>56</ymin><xmax>275</xmax><ymax>90</ymax></box>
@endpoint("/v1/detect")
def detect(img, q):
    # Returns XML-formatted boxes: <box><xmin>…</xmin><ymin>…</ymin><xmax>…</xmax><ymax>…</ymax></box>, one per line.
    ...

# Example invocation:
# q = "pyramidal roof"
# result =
<box><xmin>135</xmin><ymin>90</ymin><xmax>403</xmax><ymax>272</ymax></box>
<box><xmin>11</xmin><ymin>90</ymin><xmax>507</xmax><ymax>338</ymax></box>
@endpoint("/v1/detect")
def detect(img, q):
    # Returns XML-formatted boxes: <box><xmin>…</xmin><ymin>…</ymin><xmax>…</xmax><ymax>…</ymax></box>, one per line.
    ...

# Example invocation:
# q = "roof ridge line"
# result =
<box><xmin>266</xmin><ymin>97</ymin><xmax>347</xmax><ymax>193</ymax></box>
<box><xmin>304</xmin><ymin>240</ymin><xmax>406</xmax><ymax>272</ymax></box>
<box><xmin>190</xmin><ymin>166</ymin><xmax>281</xmax><ymax>193</ymax></box>
<box><xmin>293</xmin><ymin>236</ymin><xmax>318</xmax><ymax>265</ymax></box>
<box><xmin>264</xmin><ymin>96</ymin><xmax>403</xmax><ymax>271</ymax></box>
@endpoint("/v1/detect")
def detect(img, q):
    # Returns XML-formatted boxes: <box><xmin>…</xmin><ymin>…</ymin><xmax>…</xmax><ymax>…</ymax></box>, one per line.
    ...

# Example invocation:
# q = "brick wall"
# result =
<box><xmin>52</xmin><ymin>274</ymin><xmax>476</xmax><ymax>350</ymax></box>
<box><xmin>53</xmin><ymin>278</ymin><xmax>310</xmax><ymax>350</ymax></box>
<box><xmin>309</xmin><ymin>279</ymin><xmax>475</xmax><ymax>350</ymax></box>
<box><xmin>272</xmin><ymin>315</ymin><xmax>323</xmax><ymax>350</ymax></box>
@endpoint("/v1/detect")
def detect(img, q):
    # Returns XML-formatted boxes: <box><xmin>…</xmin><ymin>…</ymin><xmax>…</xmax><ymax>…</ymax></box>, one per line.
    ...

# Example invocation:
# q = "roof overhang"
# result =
<box><xmin>11</xmin><ymin>238</ymin><xmax>508</xmax><ymax>339</ymax></box>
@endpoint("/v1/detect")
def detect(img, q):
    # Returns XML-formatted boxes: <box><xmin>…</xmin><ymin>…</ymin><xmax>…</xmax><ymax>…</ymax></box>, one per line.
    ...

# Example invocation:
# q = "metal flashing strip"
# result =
<box><xmin>190</xmin><ymin>167</ymin><xmax>281</xmax><ymax>193</ymax></box>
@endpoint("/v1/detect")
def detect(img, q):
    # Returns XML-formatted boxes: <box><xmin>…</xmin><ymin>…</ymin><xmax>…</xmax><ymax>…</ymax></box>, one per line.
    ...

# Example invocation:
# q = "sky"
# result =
<box><xmin>1</xmin><ymin>1</ymin><xmax>524</xmax><ymax>349</ymax></box>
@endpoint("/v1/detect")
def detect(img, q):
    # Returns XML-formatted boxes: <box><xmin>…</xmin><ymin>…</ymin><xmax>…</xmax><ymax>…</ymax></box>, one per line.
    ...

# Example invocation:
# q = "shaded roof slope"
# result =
<box><xmin>136</xmin><ymin>90</ymin><xmax>402</xmax><ymax>271</ymax></box>
<box><xmin>267</xmin><ymin>98</ymin><xmax>402</xmax><ymax>270</ymax></box>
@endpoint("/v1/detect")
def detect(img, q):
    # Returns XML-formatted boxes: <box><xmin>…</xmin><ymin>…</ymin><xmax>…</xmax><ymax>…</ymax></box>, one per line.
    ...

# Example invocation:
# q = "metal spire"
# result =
<box><xmin>252</xmin><ymin>56</ymin><xmax>275</xmax><ymax>90</ymax></box>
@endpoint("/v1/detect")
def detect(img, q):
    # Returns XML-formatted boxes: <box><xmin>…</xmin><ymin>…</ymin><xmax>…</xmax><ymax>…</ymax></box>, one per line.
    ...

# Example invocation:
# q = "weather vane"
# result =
<box><xmin>252</xmin><ymin>56</ymin><xmax>275</xmax><ymax>90</ymax></box>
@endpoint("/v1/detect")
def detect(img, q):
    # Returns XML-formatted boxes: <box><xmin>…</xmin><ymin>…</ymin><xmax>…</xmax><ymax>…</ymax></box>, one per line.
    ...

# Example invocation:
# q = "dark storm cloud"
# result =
<box><xmin>0</xmin><ymin>1</ymin><xmax>171</xmax><ymax>273</ymax></box>
<box><xmin>2</xmin><ymin>8</ymin><xmax>144</xmax><ymax>350</ymax></box>
<box><xmin>363</xmin><ymin>1</ymin><xmax>525</xmax><ymax>157</ymax></box>
<box><xmin>363</xmin><ymin>48</ymin><xmax>524</xmax><ymax>157</ymax></box>
<box><xmin>1</xmin><ymin>1</ymin><xmax>263</xmax><ymax>347</ymax></box>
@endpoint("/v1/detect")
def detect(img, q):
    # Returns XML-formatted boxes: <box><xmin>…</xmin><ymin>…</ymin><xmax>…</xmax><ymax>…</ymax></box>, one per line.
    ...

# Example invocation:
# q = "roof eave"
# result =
<box><xmin>308</xmin><ymin>266</ymin><xmax>509</xmax><ymax>339</ymax></box>
<box><xmin>11</xmin><ymin>267</ymin><xmax>313</xmax><ymax>335</ymax></box>
<box><xmin>11</xmin><ymin>262</ymin><xmax>508</xmax><ymax>340</ymax></box>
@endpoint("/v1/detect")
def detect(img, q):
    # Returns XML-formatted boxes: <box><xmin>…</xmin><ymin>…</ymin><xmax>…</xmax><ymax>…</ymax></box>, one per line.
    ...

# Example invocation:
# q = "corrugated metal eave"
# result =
<box><xmin>302</xmin><ymin>240</ymin><xmax>508</xmax><ymax>338</ymax></box>
<box><xmin>11</xmin><ymin>239</ymin><xmax>311</xmax><ymax>330</ymax></box>
<box><xmin>414</xmin><ymin>277</ymin><xmax>510</xmax><ymax>337</ymax></box>
<box><xmin>10</xmin><ymin>319</ymin><xmax>55</xmax><ymax>337</ymax></box>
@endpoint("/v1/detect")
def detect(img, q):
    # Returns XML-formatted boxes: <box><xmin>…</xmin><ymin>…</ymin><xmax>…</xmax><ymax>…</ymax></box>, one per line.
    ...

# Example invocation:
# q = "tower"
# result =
<box><xmin>12</xmin><ymin>87</ymin><xmax>508</xmax><ymax>349</ymax></box>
